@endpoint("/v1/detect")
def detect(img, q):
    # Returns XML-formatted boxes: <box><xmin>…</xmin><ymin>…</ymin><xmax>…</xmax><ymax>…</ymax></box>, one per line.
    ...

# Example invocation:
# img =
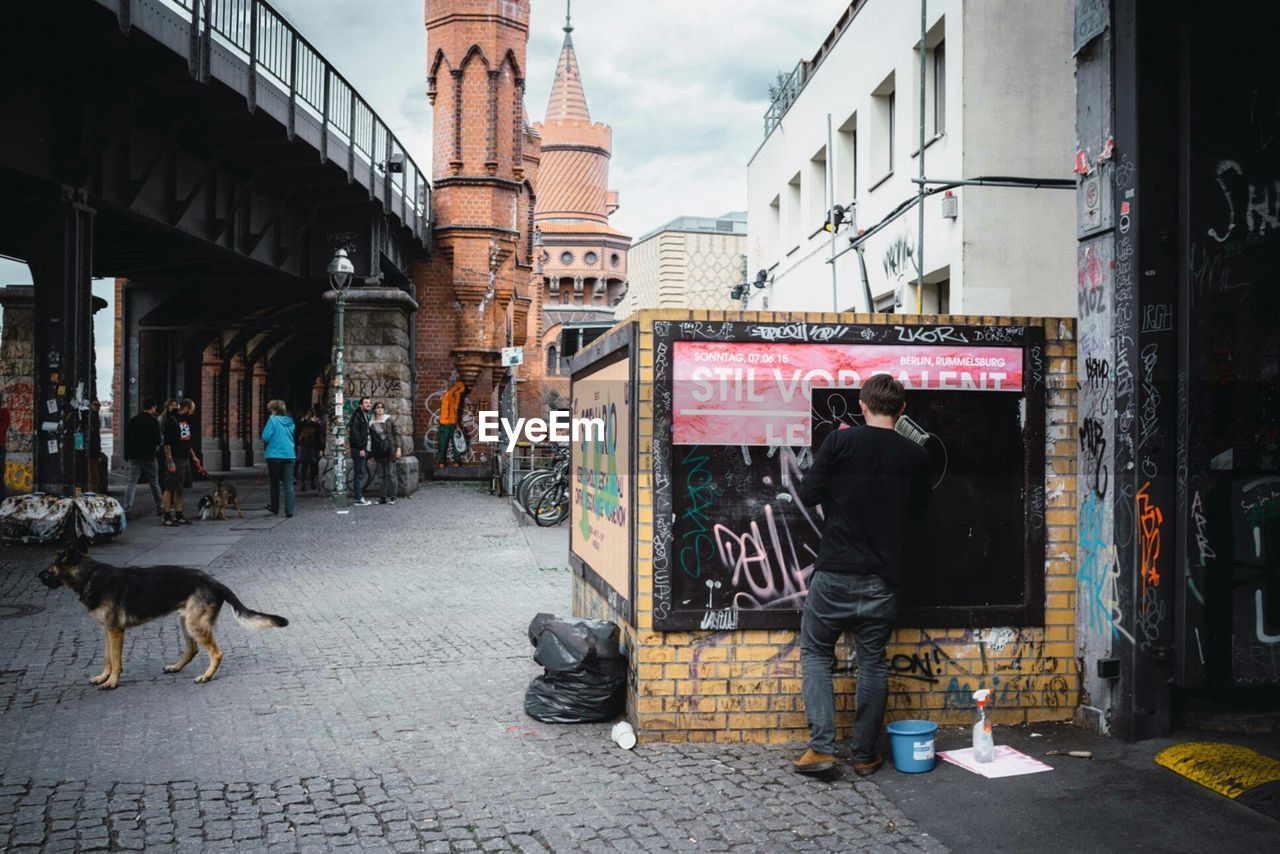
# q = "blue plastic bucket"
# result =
<box><xmin>887</xmin><ymin>720</ymin><xmax>938</xmax><ymax>773</ymax></box>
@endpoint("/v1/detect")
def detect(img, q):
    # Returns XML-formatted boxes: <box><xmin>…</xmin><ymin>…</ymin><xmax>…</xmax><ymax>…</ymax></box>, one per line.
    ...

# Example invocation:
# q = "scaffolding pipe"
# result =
<box><xmin>827</xmin><ymin>113</ymin><xmax>838</xmax><ymax>312</ymax></box>
<box><xmin>917</xmin><ymin>0</ymin><xmax>926</xmax><ymax>314</ymax></box>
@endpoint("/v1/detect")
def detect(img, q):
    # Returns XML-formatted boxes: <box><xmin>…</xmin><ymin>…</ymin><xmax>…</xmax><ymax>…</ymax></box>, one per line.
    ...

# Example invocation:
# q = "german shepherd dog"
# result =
<box><xmin>37</xmin><ymin>537</ymin><xmax>287</xmax><ymax>690</ymax></box>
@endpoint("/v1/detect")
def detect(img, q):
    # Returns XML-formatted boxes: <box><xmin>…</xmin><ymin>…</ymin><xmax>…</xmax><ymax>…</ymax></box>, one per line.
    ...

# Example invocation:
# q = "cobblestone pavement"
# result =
<box><xmin>0</xmin><ymin>480</ymin><xmax>943</xmax><ymax>853</ymax></box>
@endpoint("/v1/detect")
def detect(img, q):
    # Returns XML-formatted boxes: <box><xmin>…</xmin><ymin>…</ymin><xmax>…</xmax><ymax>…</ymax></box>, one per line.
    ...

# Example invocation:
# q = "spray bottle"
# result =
<box><xmin>972</xmin><ymin>689</ymin><xmax>994</xmax><ymax>762</ymax></box>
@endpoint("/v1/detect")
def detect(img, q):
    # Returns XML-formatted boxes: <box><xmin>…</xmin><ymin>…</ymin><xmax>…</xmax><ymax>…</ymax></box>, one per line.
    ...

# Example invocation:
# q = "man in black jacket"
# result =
<box><xmin>793</xmin><ymin>374</ymin><xmax>932</xmax><ymax>777</ymax></box>
<box><xmin>347</xmin><ymin>397</ymin><xmax>373</xmax><ymax>506</ymax></box>
<box><xmin>123</xmin><ymin>399</ymin><xmax>164</xmax><ymax>517</ymax></box>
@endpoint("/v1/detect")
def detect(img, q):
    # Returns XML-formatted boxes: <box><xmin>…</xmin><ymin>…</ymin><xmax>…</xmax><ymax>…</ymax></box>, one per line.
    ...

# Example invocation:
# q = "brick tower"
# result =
<box><xmin>415</xmin><ymin>0</ymin><xmax>542</xmax><ymax>457</ymax></box>
<box><xmin>531</xmin><ymin>2</ymin><xmax>630</xmax><ymax>411</ymax></box>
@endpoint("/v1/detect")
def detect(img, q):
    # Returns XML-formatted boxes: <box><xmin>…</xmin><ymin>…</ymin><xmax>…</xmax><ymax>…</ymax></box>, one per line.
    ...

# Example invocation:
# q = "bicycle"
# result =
<box><xmin>530</xmin><ymin>470</ymin><xmax>569</xmax><ymax>526</ymax></box>
<box><xmin>527</xmin><ymin>449</ymin><xmax>570</xmax><ymax>527</ymax></box>
<box><xmin>516</xmin><ymin>444</ymin><xmax>568</xmax><ymax>514</ymax></box>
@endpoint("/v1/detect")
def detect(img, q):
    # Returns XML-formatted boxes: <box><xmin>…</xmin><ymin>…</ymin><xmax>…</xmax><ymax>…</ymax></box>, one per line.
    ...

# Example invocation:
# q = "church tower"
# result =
<box><xmin>415</xmin><ymin>0</ymin><xmax>543</xmax><ymax>454</ymax></box>
<box><xmin>531</xmin><ymin>2</ymin><xmax>631</xmax><ymax>409</ymax></box>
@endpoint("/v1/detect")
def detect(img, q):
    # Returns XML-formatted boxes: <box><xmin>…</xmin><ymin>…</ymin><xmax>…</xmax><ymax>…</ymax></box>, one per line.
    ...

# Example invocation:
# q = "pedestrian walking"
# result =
<box><xmin>123</xmin><ymin>398</ymin><xmax>164</xmax><ymax>517</ymax></box>
<box><xmin>262</xmin><ymin>400</ymin><xmax>296</xmax><ymax>517</ymax></box>
<box><xmin>793</xmin><ymin>373</ymin><xmax>932</xmax><ymax>777</ymax></box>
<box><xmin>347</xmin><ymin>397</ymin><xmax>373</xmax><ymax>506</ymax></box>
<box><xmin>161</xmin><ymin>398</ymin><xmax>198</xmax><ymax>526</ymax></box>
<box><xmin>369</xmin><ymin>402</ymin><xmax>402</xmax><ymax>505</ymax></box>
<box><xmin>294</xmin><ymin>410</ymin><xmax>321</xmax><ymax>491</ymax></box>
<box><xmin>437</xmin><ymin>376</ymin><xmax>466</xmax><ymax>467</ymax></box>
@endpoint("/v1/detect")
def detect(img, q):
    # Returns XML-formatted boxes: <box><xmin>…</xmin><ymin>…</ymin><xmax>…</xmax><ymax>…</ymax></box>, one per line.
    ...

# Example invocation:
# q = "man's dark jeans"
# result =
<box><xmin>352</xmin><ymin>454</ymin><xmax>368</xmax><ymax>501</ymax></box>
<box><xmin>800</xmin><ymin>570</ymin><xmax>897</xmax><ymax>762</ymax></box>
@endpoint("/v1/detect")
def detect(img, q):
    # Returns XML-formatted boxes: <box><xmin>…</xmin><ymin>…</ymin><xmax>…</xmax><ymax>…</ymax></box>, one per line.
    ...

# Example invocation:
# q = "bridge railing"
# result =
<box><xmin>149</xmin><ymin>0</ymin><xmax>430</xmax><ymax>243</ymax></box>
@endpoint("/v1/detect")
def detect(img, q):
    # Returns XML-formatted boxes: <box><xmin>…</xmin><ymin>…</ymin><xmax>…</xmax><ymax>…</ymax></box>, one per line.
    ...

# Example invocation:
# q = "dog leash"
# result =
<box><xmin>234</xmin><ymin>464</ymin><xmax>269</xmax><ymax>503</ymax></box>
<box><xmin>195</xmin><ymin>453</ymin><xmax>268</xmax><ymax>503</ymax></box>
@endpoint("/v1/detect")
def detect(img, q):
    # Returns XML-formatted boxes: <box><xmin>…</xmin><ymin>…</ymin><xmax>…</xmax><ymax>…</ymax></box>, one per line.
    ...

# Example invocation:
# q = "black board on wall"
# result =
<box><xmin>812</xmin><ymin>388</ymin><xmax>1029</xmax><ymax>613</ymax></box>
<box><xmin>653</xmin><ymin>319</ymin><xmax>1046</xmax><ymax>631</ymax></box>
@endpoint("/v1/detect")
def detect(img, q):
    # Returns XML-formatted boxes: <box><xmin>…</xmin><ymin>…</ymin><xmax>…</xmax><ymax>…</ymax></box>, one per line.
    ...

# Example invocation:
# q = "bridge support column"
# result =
<box><xmin>322</xmin><ymin>286</ymin><xmax>420</xmax><ymax>497</ymax></box>
<box><xmin>200</xmin><ymin>342</ymin><xmax>222</xmax><ymax>471</ymax></box>
<box><xmin>251</xmin><ymin>362</ymin><xmax>267</xmax><ymax>459</ymax></box>
<box><xmin>226</xmin><ymin>354</ymin><xmax>247</xmax><ymax>468</ymax></box>
<box><xmin>29</xmin><ymin>192</ymin><xmax>95</xmax><ymax>496</ymax></box>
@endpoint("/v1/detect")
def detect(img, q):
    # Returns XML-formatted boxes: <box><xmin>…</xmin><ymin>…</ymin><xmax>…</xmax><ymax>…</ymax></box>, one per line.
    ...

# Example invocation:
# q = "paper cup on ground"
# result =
<box><xmin>611</xmin><ymin>721</ymin><xmax>637</xmax><ymax>750</ymax></box>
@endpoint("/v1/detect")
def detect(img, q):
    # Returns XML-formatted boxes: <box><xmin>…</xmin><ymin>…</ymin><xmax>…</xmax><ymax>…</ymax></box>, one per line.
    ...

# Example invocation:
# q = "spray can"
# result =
<box><xmin>972</xmin><ymin>689</ymin><xmax>994</xmax><ymax>762</ymax></box>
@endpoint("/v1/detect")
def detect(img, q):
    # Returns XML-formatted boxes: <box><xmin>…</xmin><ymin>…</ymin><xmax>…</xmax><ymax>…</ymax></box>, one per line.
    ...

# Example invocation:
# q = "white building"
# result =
<box><xmin>746</xmin><ymin>0</ymin><xmax>1075</xmax><ymax>316</ymax></box>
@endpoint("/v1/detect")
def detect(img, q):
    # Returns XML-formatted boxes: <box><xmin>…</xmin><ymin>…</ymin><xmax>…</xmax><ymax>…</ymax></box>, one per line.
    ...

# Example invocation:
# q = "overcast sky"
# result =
<box><xmin>1</xmin><ymin>0</ymin><xmax>853</xmax><ymax>398</ymax></box>
<box><xmin>277</xmin><ymin>0</ymin><xmax>851</xmax><ymax>237</ymax></box>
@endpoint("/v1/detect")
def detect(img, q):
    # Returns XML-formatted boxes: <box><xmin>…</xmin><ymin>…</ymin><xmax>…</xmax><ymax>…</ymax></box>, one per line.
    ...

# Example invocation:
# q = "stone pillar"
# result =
<box><xmin>200</xmin><ymin>342</ymin><xmax>222</xmax><ymax>471</ymax></box>
<box><xmin>0</xmin><ymin>286</ymin><xmax>36</xmax><ymax>496</ymax></box>
<box><xmin>226</xmin><ymin>353</ymin><xmax>247</xmax><ymax>468</ymax></box>
<box><xmin>251</xmin><ymin>362</ymin><xmax>267</xmax><ymax>459</ymax></box>
<box><xmin>322</xmin><ymin>286</ymin><xmax>420</xmax><ymax>496</ymax></box>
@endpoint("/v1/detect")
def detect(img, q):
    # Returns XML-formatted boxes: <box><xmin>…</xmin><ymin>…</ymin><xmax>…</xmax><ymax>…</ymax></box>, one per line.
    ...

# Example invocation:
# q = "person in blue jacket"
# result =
<box><xmin>262</xmin><ymin>399</ymin><xmax>297</xmax><ymax>517</ymax></box>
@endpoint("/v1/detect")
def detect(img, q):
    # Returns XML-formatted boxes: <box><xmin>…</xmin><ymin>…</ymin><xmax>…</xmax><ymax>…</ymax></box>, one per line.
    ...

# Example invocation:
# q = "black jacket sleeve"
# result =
<box><xmin>799</xmin><ymin>430</ymin><xmax>842</xmax><ymax>507</ymax></box>
<box><xmin>347</xmin><ymin>411</ymin><xmax>368</xmax><ymax>449</ymax></box>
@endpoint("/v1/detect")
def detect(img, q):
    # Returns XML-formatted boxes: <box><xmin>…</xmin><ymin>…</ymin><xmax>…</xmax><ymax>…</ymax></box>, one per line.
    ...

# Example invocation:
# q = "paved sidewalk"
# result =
<box><xmin>101</xmin><ymin>467</ymin><xmax>285</xmax><ymax>567</ymax></box>
<box><xmin>0</xmin><ymin>480</ymin><xmax>939</xmax><ymax>853</ymax></box>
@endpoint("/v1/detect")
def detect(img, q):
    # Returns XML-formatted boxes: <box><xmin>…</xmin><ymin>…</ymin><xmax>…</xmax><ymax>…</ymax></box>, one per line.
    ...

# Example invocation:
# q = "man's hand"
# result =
<box><xmin>394</xmin><ymin>449</ymin><xmax>402</xmax><ymax>460</ymax></box>
<box><xmin>358</xmin><ymin>449</ymin><xmax>366</xmax><ymax>458</ymax></box>
<box><xmin>167</xmin><ymin>462</ymin><xmax>176</xmax><ymax>474</ymax></box>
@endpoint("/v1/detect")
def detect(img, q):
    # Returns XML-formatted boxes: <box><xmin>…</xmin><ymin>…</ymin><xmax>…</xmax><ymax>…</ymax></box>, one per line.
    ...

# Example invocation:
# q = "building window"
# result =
<box><xmin>871</xmin><ymin>73</ymin><xmax>895</xmax><ymax>181</ymax></box>
<box><xmin>768</xmin><ymin>194</ymin><xmax>781</xmax><ymax>252</ymax></box>
<box><xmin>585</xmin><ymin>251</ymin><xmax>598</xmax><ymax>265</ymax></box>
<box><xmin>785</xmin><ymin>171</ymin><xmax>802</xmax><ymax>246</ymax></box>
<box><xmin>546</xmin><ymin>344</ymin><xmax>558</xmax><ymax>375</ymax></box>
<box><xmin>887</xmin><ymin>93</ymin><xmax>895</xmax><ymax>168</ymax></box>
<box><xmin>610</xmin><ymin>253</ymin><xmax>620</xmax><ymax>267</ymax></box>
<box><xmin>837</xmin><ymin>113</ymin><xmax>856</xmax><ymax>205</ymax></box>
<box><xmin>560</xmin><ymin>251</ymin><xmax>574</xmax><ymax>265</ymax></box>
<box><xmin>914</xmin><ymin>21</ymin><xmax>946</xmax><ymax>145</ymax></box>
<box><xmin>933</xmin><ymin>40</ymin><xmax>946</xmax><ymax>136</ymax></box>
<box><xmin>808</xmin><ymin>146</ymin><xmax>828</xmax><ymax>234</ymax></box>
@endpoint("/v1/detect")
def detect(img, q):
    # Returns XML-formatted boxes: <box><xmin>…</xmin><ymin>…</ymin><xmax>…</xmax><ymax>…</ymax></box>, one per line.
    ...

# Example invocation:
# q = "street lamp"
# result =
<box><xmin>328</xmin><ymin>248</ymin><xmax>355</xmax><ymax>508</ymax></box>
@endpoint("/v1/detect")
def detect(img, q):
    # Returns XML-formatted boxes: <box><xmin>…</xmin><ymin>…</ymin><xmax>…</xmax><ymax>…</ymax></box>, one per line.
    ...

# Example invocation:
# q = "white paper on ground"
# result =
<box><xmin>937</xmin><ymin>745</ymin><xmax>1054</xmax><ymax>778</ymax></box>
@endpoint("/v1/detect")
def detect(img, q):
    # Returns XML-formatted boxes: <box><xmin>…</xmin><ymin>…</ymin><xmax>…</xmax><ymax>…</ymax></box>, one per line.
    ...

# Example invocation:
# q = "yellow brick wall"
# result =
<box><xmin>575</xmin><ymin>310</ymin><xmax>1078</xmax><ymax>745</ymax></box>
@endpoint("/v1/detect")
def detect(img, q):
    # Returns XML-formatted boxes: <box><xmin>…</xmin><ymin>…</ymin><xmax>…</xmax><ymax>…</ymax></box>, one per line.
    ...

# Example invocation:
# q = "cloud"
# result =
<box><xmin>271</xmin><ymin>0</ymin><xmax>852</xmax><ymax>236</ymax></box>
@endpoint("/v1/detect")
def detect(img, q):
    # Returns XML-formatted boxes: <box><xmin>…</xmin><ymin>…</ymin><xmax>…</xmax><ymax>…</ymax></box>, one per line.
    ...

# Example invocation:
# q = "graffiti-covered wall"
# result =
<box><xmin>573</xmin><ymin>309</ymin><xmax>1078</xmax><ymax>744</ymax></box>
<box><xmin>0</xmin><ymin>287</ymin><xmax>35</xmax><ymax>496</ymax></box>
<box><xmin>1076</xmin><ymin>233</ymin><xmax>1120</xmax><ymax>732</ymax></box>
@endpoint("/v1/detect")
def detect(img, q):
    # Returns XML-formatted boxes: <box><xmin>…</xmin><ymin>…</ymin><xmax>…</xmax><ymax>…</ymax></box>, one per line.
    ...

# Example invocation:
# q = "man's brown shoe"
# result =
<box><xmin>792</xmin><ymin>748</ymin><xmax>838</xmax><ymax>775</ymax></box>
<box><xmin>851</xmin><ymin>755</ymin><xmax>884</xmax><ymax>777</ymax></box>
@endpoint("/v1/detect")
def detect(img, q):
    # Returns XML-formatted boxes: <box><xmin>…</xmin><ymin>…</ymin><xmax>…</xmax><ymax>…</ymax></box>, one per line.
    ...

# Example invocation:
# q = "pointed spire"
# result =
<box><xmin>546</xmin><ymin>0</ymin><xmax>590</xmax><ymax>122</ymax></box>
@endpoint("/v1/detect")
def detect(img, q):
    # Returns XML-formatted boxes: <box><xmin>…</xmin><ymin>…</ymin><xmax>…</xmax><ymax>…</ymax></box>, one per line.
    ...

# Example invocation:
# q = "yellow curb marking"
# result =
<box><xmin>1154</xmin><ymin>742</ymin><xmax>1280</xmax><ymax>799</ymax></box>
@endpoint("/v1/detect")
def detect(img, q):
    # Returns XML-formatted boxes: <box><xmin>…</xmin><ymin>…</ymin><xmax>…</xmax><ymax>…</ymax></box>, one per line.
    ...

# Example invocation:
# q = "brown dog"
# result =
<box><xmin>37</xmin><ymin>537</ymin><xmax>287</xmax><ymax>689</ymax></box>
<box><xmin>207</xmin><ymin>477</ymin><xmax>244</xmax><ymax>521</ymax></box>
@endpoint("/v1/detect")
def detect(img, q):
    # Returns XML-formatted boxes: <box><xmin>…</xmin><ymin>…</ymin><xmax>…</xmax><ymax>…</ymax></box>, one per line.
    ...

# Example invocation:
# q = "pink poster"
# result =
<box><xmin>672</xmin><ymin>341</ymin><xmax>1024</xmax><ymax>446</ymax></box>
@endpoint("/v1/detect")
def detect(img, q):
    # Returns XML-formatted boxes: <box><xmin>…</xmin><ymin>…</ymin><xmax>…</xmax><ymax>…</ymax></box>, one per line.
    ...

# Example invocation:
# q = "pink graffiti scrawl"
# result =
<box><xmin>673</xmin><ymin>342</ymin><xmax>1023</xmax><ymax>446</ymax></box>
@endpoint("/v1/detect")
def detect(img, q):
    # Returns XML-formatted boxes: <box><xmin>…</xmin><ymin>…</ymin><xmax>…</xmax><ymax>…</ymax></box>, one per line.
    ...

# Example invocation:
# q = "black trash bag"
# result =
<box><xmin>524</xmin><ymin>613</ymin><xmax>626</xmax><ymax>723</ymax></box>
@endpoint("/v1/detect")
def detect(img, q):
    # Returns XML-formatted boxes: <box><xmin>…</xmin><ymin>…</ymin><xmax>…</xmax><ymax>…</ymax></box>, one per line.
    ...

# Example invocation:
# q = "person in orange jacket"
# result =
<box><xmin>437</xmin><ymin>376</ymin><xmax>467</xmax><ymax>467</ymax></box>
